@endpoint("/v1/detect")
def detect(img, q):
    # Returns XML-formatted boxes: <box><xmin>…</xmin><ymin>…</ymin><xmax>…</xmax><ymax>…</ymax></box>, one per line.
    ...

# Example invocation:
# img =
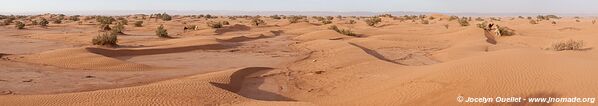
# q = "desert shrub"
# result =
<box><xmin>474</xmin><ymin>17</ymin><xmax>484</xmax><ymax>21</ymax></box>
<box><xmin>39</xmin><ymin>18</ymin><xmax>49</xmax><ymax>27</ymax></box>
<box><xmin>92</xmin><ymin>32</ymin><xmax>118</xmax><ymax>46</ymax></box>
<box><xmin>15</xmin><ymin>21</ymin><xmax>25</xmax><ymax>29</ymax></box>
<box><xmin>96</xmin><ymin>16</ymin><xmax>115</xmax><ymax>25</ymax></box>
<box><xmin>68</xmin><ymin>16</ymin><xmax>80</xmax><ymax>21</ymax></box>
<box><xmin>99</xmin><ymin>24</ymin><xmax>111</xmax><ymax>31</ymax></box>
<box><xmin>421</xmin><ymin>19</ymin><xmax>429</xmax><ymax>24</ymax></box>
<box><xmin>52</xmin><ymin>19</ymin><xmax>62</xmax><ymax>24</ymax></box>
<box><xmin>207</xmin><ymin>21</ymin><xmax>223</xmax><ymax>28</ymax></box>
<box><xmin>529</xmin><ymin>20</ymin><xmax>538</xmax><ymax>24</ymax></box>
<box><xmin>458</xmin><ymin>19</ymin><xmax>469</xmax><ymax>26</ymax></box>
<box><xmin>551</xmin><ymin>40</ymin><xmax>584</xmax><ymax>51</ymax></box>
<box><xmin>518</xmin><ymin>16</ymin><xmax>524</xmax><ymax>19</ymax></box>
<box><xmin>221</xmin><ymin>21</ymin><xmax>230</xmax><ymax>25</ymax></box>
<box><xmin>134</xmin><ymin>21</ymin><xmax>143</xmax><ymax>27</ymax></box>
<box><xmin>552</xmin><ymin>21</ymin><xmax>557</xmax><ymax>24</ymax></box>
<box><xmin>348</xmin><ymin>20</ymin><xmax>356</xmax><ymax>24</ymax></box>
<box><xmin>428</xmin><ymin>16</ymin><xmax>435</xmax><ymax>20</ymax></box>
<box><xmin>31</xmin><ymin>20</ymin><xmax>38</xmax><ymax>25</ymax></box>
<box><xmin>321</xmin><ymin>20</ymin><xmax>332</xmax><ymax>24</ymax></box>
<box><xmin>288</xmin><ymin>16</ymin><xmax>303</xmax><ymax>23</ymax></box>
<box><xmin>155</xmin><ymin>25</ymin><xmax>169</xmax><ymax>38</ymax></box>
<box><xmin>112</xmin><ymin>23</ymin><xmax>125</xmax><ymax>34</ymax></box>
<box><xmin>498</xmin><ymin>26</ymin><xmax>515</xmax><ymax>36</ymax></box>
<box><xmin>448</xmin><ymin>16</ymin><xmax>459</xmax><ymax>21</ymax></box>
<box><xmin>270</xmin><ymin>15</ymin><xmax>281</xmax><ymax>19</ymax></box>
<box><xmin>118</xmin><ymin>19</ymin><xmax>128</xmax><ymax>25</ymax></box>
<box><xmin>153</xmin><ymin>13</ymin><xmax>172</xmax><ymax>21</ymax></box>
<box><xmin>364</xmin><ymin>17</ymin><xmax>382</xmax><ymax>27</ymax></box>
<box><xmin>329</xmin><ymin>25</ymin><xmax>357</xmax><ymax>36</ymax></box>
<box><xmin>2</xmin><ymin>19</ymin><xmax>13</xmax><ymax>25</ymax></box>
<box><xmin>250</xmin><ymin>18</ymin><xmax>265</xmax><ymax>26</ymax></box>
<box><xmin>576</xmin><ymin>20</ymin><xmax>580</xmax><ymax>22</ymax></box>
<box><xmin>326</xmin><ymin>16</ymin><xmax>334</xmax><ymax>20</ymax></box>
<box><xmin>444</xmin><ymin>24</ymin><xmax>449</xmax><ymax>29</ymax></box>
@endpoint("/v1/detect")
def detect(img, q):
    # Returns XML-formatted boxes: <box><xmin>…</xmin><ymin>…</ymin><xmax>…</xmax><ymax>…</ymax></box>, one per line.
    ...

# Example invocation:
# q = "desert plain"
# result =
<box><xmin>0</xmin><ymin>14</ymin><xmax>597</xmax><ymax>105</ymax></box>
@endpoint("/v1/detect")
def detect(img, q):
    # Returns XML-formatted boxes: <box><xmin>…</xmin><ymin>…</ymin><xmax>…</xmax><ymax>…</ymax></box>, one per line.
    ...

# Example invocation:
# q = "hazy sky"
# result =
<box><xmin>1</xmin><ymin>0</ymin><xmax>598</xmax><ymax>13</ymax></box>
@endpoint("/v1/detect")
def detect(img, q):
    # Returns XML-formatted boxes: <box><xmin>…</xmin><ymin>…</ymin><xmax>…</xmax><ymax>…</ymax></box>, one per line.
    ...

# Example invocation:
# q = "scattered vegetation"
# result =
<box><xmin>551</xmin><ymin>40</ymin><xmax>585</xmax><ymax>51</ymax></box>
<box><xmin>365</xmin><ymin>17</ymin><xmax>382</xmax><ymax>27</ymax></box>
<box><xmin>155</xmin><ymin>25</ymin><xmax>170</xmax><ymax>38</ymax></box>
<box><xmin>15</xmin><ymin>21</ymin><xmax>25</xmax><ymax>29</ymax></box>
<box><xmin>92</xmin><ymin>32</ymin><xmax>118</xmax><ymax>47</ymax></box>
<box><xmin>329</xmin><ymin>25</ymin><xmax>357</xmax><ymax>36</ymax></box>
<box><xmin>250</xmin><ymin>18</ymin><xmax>266</xmax><ymax>26</ymax></box>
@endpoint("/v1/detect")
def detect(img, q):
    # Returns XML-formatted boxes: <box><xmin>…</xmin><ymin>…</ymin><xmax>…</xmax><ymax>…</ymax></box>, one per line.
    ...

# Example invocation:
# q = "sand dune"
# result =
<box><xmin>1</xmin><ymin>14</ymin><xmax>597</xmax><ymax>105</ymax></box>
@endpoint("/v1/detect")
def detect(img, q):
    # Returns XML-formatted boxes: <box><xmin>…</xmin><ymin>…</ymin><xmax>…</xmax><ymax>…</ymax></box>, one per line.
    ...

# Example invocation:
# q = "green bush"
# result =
<box><xmin>15</xmin><ymin>21</ymin><xmax>25</xmax><ymax>29</ymax></box>
<box><xmin>134</xmin><ymin>21</ymin><xmax>143</xmax><ymax>27</ymax></box>
<box><xmin>329</xmin><ymin>25</ymin><xmax>357</xmax><ymax>36</ymax></box>
<box><xmin>552</xmin><ymin>40</ymin><xmax>584</xmax><ymax>51</ymax></box>
<box><xmin>365</xmin><ymin>17</ymin><xmax>382</xmax><ymax>27</ymax></box>
<box><xmin>92</xmin><ymin>32</ymin><xmax>118</xmax><ymax>46</ymax></box>
<box><xmin>250</xmin><ymin>18</ymin><xmax>266</xmax><ymax>26</ymax></box>
<box><xmin>155</xmin><ymin>25</ymin><xmax>169</xmax><ymax>38</ymax></box>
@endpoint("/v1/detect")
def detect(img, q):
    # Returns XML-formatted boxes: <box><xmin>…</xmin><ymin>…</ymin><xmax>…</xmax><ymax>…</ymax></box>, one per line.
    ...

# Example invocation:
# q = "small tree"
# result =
<box><xmin>155</xmin><ymin>25</ymin><xmax>169</xmax><ymax>38</ymax></box>
<box><xmin>15</xmin><ymin>21</ymin><xmax>25</xmax><ymax>29</ymax></box>
<box><xmin>134</xmin><ymin>21</ymin><xmax>143</xmax><ymax>27</ymax></box>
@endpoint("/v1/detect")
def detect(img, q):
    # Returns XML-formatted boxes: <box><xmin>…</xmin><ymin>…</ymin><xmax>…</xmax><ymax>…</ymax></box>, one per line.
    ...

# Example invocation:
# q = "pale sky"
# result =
<box><xmin>1</xmin><ymin>0</ymin><xmax>598</xmax><ymax>14</ymax></box>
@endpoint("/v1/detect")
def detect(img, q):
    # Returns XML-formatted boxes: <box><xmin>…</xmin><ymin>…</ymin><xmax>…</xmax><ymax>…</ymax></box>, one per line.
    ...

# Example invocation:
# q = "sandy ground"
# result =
<box><xmin>0</xmin><ymin>15</ymin><xmax>597</xmax><ymax>105</ymax></box>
